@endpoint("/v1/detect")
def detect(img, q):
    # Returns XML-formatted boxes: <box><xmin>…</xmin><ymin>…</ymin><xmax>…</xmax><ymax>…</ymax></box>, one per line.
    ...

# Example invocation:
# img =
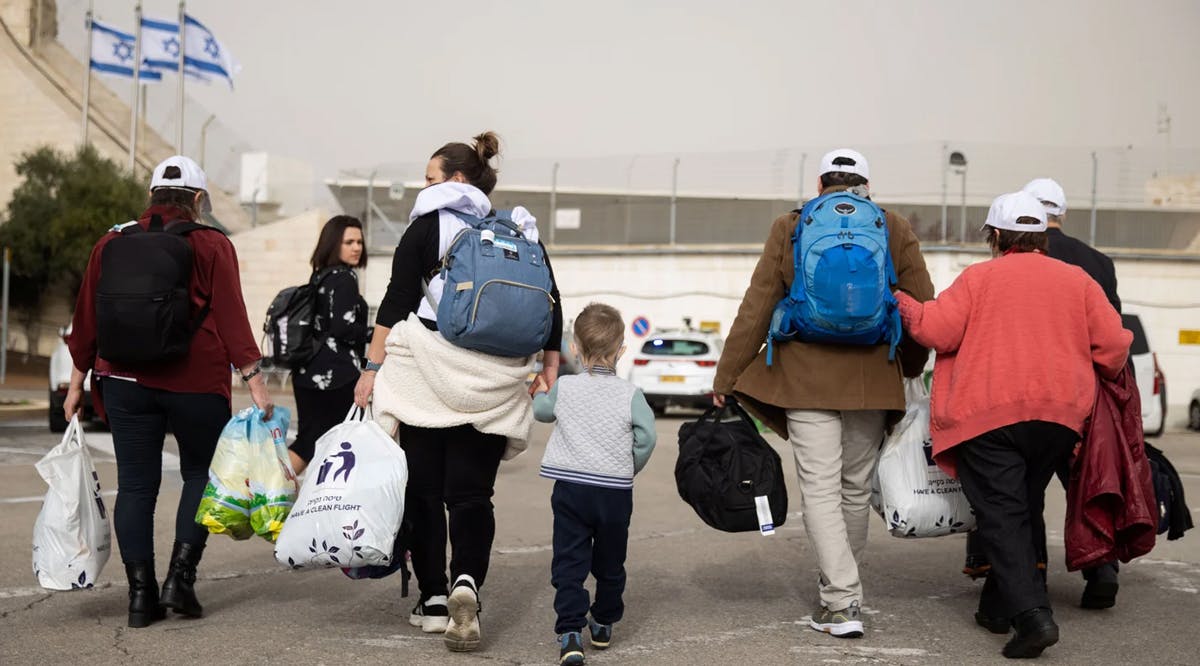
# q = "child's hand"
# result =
<box><xmin>532</xmin><ymin>375</ymin><xmax>550</xmax><ymax>395</ymax></box>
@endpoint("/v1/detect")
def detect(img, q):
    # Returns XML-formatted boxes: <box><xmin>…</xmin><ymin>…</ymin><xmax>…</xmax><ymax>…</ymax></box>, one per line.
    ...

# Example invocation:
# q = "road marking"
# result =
<box><xmin>0</xmin><ymin>565</ymin><xmax>285</xmax><ymax>599</ymax></box>
<box><xmin>0</xmin><ymin>447</ymin><xmax>47</xmax><ymax>455</ymax></box>
<box><xmin>0</xmin><ymin>489</ymin><xmax>118</xmax><ymax>504</ymax></box>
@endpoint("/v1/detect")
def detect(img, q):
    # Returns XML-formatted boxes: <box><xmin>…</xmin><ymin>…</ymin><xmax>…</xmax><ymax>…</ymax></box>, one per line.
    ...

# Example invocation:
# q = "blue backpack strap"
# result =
<box><xmin>878</xmin><ymin>209</ymin><xmax>903</xmax><ymax>360</ymax></box>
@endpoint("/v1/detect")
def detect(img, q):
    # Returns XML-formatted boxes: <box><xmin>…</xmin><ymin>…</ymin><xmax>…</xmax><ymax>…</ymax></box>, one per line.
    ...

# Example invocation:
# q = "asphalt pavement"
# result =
<box><xmin>1</xmin><ymin>395</ymin><xmax>1198</xmax><ymax>665</ymax></box>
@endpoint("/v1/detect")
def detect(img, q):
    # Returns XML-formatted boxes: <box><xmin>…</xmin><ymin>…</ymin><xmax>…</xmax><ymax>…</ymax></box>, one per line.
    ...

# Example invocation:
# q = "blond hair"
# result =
<box><xmin>573</xmin><ymin>303</ymin><xmax>625</xmax><ymax>368</ymax></box>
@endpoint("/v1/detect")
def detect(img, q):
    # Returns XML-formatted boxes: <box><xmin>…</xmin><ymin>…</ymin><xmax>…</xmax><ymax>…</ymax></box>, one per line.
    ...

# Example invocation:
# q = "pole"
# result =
<box><xmin>939</xmin><ymin>143</ymin><xmax>948</xmax><ymax>243</ymax></box>
<box><xmin>1089</xmin><ymin>151</ymin><xmax>1099</xmax><ymax>247</ymax></box>
<box><xmin>797</xmin><ymin>152</ymin><xmax>807</xmax><ymax>208</ymax></box>
<box><xmin>128</xmin><ymin>3</ymin><xmax>143</xmax><ymax>171</ymax></box>
<box><xmin>365</xmin><ymin>170</ymin><xmax>376</xmax><ymax>245</ymax></box>
<box><xmin>176</xmin><ymin>1</ymin><xmax>186</xmax><ymax>154</ymax></box>
<box><xmin>33</xmin><ymin>0</ymin><xmax>43</xmax><ymax>49</ymax></box>
<box><xmin>199</xmin><ymin>114</ymin><xmax>216</xmax><ymax>169</ymax></box>
<box><xmin>549</xmin><ymin>162</ymin><xmax>559</xmax><ymax>247</ymax></box>
<box><xmin>139</xmin><ymin>82</ymin><xmax>147</xmax><ymax>156</ymax></box>
<box><xmin>82</xmin><ymin>4</ymin><xmax>93</xmax><ymax>144</ymax></box>
<box><xmin>1</xmin><ymin>248</ymin><xmax>10</xmax><ymax>384</ymax></box>
<box><xmin>958</xmin><ymin>167</ymin><xmax>967</xmax><ymax>243</ymax></box>
<box><xmin>669</xmin><ymin>158</ymin><xmax>680</xmax><ymax>245</ymax></box>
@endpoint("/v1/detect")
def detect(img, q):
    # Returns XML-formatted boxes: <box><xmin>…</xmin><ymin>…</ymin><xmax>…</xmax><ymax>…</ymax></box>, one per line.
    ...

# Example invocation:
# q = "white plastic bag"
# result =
<box><xmin>275</xmin><ymin>407</ymin><xmax>407</xmax><ymax>569</ymax></box>
<box><xmin>32</xmin><ymin>416</ymin><xmax>112</xmax><ymax>590</ymax></box>
<box><xmin>871</xmin><ymin>379</ymin><xmax>976</xmax><ymax>538</ymax></box>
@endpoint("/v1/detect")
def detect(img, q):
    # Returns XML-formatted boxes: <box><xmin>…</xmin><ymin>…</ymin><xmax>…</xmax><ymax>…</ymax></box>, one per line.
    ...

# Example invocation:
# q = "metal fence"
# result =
<box><xmin>334</xmin><ymin>142</ymin><xmax>1200</xmax><ymax>253</ymax></box>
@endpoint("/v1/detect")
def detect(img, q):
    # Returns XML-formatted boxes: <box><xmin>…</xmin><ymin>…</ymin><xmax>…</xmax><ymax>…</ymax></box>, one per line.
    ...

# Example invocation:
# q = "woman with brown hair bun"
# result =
<box><xmin>355</xmin><ymin>132</ymin><xmax>564</xmax><ymax>653</ymax></box>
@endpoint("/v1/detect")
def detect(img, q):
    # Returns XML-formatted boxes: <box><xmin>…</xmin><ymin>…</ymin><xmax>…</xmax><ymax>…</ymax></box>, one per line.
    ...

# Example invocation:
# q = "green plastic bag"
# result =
<box><xmin>247</xmin><ymin>407</ymin><xmax>295</xmax><ymax>542</ymax></box>
<box><xmin>196</xmin><ymin>407</ymin><xmax>293</xmax><ymax>541</ymax></box>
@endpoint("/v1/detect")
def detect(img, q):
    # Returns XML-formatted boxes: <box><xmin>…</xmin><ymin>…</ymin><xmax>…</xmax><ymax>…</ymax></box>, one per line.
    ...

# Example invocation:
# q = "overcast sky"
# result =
<box><xmin>61</xmin><ymin>0</ymin><xmax>1200</xmax><ymax>192</ymax></box>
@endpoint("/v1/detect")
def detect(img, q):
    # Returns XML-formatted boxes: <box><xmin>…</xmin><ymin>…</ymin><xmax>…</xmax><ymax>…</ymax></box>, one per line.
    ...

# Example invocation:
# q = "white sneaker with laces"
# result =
<box><xmin>444</xmin><ymin>575</ymin><xmax>481</xmax><ymax>651</ymax></box>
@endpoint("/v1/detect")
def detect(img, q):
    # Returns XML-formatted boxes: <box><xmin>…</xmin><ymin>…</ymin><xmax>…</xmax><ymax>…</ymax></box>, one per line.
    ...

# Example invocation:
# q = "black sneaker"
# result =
<box><xmin>588</xmin><ymin>618</ymin><xmax>612</xmax><ymax>649</ymax></box>
<box><xmin>558</xmin><ymin>631</ymin><xmax>585</xmax><ymax>665</ymax></box>
<box><xmin>1003</xmin><ymin>608</ymin><xmax>1059</xmax><ymax>659</ymax></box>
<box><xmin>408</xmin><ymin>595</ymin><xmax>449</xmax><ymax>633</ymax></box>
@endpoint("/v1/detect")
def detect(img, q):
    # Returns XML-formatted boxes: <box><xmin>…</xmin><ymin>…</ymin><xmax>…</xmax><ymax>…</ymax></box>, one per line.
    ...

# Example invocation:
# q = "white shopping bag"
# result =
<box><xmin>274</xmin><ymin>407</ymin><xmax>407</xmax><ymax>569</ymax></box>
<box><xmin>32</xmin><ymin>416</ymin><xmax>112</xmax><ymax>590</ymax></box>
<box><xmin>871</xmin><ymin>379</ymin><xmax>976</xmax><ymax>538</ymax></box>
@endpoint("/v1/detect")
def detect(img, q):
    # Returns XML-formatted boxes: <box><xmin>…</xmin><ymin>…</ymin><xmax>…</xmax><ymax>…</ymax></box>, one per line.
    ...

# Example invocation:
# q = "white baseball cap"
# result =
<box><xmin>1021</xmin><ymin>177</ymin><xmax>1066</xmax><ymax>216</ymax></box>
<box><xmin>150</xmin><ymin>155</ymin><xmax>211</xmax><ymax>213</ymax></box>
<box><xmin>981</xmin><ymin>191</ymin><xmax>1048</xmax><ymax>232</ymax></box>
<box><xmin>818</xmin><ymin>148</ymin><xmax>870</xmax><ymax>181</ymax></box>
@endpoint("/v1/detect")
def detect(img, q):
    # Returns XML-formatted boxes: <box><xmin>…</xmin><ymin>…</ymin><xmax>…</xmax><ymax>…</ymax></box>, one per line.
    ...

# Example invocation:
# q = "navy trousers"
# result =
<box><xmin>551</xmin><ymin>480</ymin><xmax>633</xmax><ymax>635</ymax></box>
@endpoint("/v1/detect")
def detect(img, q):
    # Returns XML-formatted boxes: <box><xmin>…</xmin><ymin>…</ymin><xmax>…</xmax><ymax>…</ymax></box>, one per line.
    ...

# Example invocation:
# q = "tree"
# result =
<box><xmin>0</xmin><ymin>145</ymin><xmax>146</xmax><ymax>354</ymax></box>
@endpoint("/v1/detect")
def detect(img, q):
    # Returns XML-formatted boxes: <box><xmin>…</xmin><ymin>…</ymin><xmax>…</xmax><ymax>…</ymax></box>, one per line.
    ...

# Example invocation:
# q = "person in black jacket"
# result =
<box><xmin>287</xmin><ymin>216</ymin><xmax>368</xmax><ymax>474</ymax></box>
<box><xmin>354</xmin><ymin>131</ymin><xmax>564</xmax><ymax>653</ymax></box>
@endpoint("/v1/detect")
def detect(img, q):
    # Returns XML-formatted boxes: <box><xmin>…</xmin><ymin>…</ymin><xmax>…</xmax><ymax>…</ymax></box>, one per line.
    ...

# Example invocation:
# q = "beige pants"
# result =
<box><xmin>786</xmin><ymin>409</ymin><xmax>886</xmax><ymax>611</ymax></box>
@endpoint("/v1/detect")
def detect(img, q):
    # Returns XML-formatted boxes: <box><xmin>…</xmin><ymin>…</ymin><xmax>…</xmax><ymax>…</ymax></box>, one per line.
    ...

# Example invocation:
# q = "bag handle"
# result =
<box><xmin>697</xmin><ymin>398</ymin><xmax>757</xmax><ymax>428</ymax></box>
<box><xmin>343</xmin><ymin>404</ymin><xmax>373</xmax><ymax>423</ymax></box>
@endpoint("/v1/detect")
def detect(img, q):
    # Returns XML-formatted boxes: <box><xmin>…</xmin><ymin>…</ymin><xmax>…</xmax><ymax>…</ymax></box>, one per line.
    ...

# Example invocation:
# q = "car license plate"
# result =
<box><xmin>659</xmin><ymin>375</ymin><xmax>685</xmax><ymax>383</ymax></box>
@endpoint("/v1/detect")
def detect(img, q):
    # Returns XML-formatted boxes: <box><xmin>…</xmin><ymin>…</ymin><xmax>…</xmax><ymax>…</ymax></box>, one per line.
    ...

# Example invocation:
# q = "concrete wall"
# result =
<box><xmin>229</xmin><ymin>209</ymin><xmax>329</xmax><ymax>339</ymax></box>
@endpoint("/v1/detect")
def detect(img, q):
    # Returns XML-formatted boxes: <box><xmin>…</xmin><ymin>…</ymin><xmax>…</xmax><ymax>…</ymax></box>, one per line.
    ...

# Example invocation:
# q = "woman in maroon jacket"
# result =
<box><xmin>64</xmin><ymin>156</ymin><xmax>273</xmax><ymax>628</ymax></box>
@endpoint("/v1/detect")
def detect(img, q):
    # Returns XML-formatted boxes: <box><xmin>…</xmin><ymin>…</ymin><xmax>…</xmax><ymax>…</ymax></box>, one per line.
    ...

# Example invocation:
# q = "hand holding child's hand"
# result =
<box><xmin>532</xmin><ymin>375</ymin><xmax>550</xmax><ymax>395</ymax></box>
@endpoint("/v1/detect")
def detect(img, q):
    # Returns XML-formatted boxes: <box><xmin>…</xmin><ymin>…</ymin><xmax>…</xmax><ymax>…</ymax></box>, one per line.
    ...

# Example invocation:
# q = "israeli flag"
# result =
<box><xmin>140</xmin><ymin>16</ymin><xmax>209</xmax><ymax>80</ymax></box>
<box><xmin>139</xmin><ymin>16</ymin><xmax>180</xmax><ymax>72</ymax></box>
<box><xmin>90</xmin><ymin>19</ymin><xmax>161</xmax><ymax>81</ymax></box>
<box><xmin>183</xmin><ymin>14</ymin><xmax>239</xmax><ymax>88</ymax></box>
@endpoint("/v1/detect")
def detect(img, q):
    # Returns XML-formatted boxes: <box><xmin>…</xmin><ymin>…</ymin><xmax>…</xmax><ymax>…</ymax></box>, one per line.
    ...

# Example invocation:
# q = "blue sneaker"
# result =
<box><xmin>588</xmin><ymin>618</ymin><xmax>612</xmax><ymax>649</ymax></box>
<box><xmin>558</xmin><ymin>632</ymin><xmax>585</xmax><ymax>665</ymax></box>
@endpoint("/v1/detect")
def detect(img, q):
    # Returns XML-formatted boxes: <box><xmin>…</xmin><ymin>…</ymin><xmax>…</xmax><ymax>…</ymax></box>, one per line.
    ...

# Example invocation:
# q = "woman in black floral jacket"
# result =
<box><xmin>288</xmin><ymin>215</ymin><xmax>369</xmax><ymax>473</ymax></box>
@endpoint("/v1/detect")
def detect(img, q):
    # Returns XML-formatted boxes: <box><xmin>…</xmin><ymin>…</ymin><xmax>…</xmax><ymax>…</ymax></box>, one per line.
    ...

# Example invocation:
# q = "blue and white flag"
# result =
<box><xmin>139</xmin><ymin>16</ymin><xmax>181</xmax><ymax>72</ymax></box>
<box><xmin>90</xmin><ymin>19</ymin><xmax>161</xmax><ymax>81</ymax></box>
<box><xmin>140</xmin><ymin>16</ymin><xmax>209</xmax><ymax>80</ymax></box>
<box><xmin>183</xmin><ymin>14</ymin><xmax>239</xmax><ymax>88</ymax></box>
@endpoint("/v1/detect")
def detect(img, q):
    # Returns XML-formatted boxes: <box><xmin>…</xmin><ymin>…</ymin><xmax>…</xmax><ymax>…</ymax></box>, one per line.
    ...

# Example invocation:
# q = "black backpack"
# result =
<box><xmin>96</xmin><ymin>215</ymin><xmax>212</xmax><ymax>364</ymax></box>
<box><xmin>263</xmin><ymin>269</ymin><xmax>333</xmax><ymax>369</ymax></box>
<box><xmin>675</xmin><ymin>401</ymin><xmax>788</xmax><ymax>533</ymax></box>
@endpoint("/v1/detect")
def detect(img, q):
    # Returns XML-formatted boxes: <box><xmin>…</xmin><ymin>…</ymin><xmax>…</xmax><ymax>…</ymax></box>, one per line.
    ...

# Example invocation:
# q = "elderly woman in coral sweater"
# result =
<box><xmin>893</xmin><ymin>191</ymin><xmax>1131</xmax><ymax>660</ymax></box>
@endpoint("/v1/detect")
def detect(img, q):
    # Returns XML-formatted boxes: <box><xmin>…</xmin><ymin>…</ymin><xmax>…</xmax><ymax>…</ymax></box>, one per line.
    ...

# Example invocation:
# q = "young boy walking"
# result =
<box><xmin>532</xmin><ymin>303</ymin><xmax>657</xmax><ymax>666</ymax></box>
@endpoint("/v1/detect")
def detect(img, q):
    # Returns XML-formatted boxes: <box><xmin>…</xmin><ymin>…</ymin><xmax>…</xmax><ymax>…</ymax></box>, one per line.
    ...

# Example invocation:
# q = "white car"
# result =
<box><xmin>1188</xmin><ymin>388</ymin><xmax>1200</xmax><ymax>432</ymax></box>
<box><xmin>1123</xmin><ymin>314</ymin><xmax>1166</xmax><ymax>437</ymax></box>
<box><xmin>628</xmin><ymin>326</ymin><xmax>723</xmax><ymax>414</ymax></box>
<box><xmin>49</xmin><ymin>325</ymin><xmax>94</xmax><ymax>432</ymax></box>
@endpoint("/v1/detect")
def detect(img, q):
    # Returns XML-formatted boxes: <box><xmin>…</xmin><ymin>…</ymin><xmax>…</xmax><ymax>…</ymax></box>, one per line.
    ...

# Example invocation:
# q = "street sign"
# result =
<box><xmin>632</xmin><ymin>316</ymin><xmax>650</xmax><ymax>337</ymax></box>
<box><xmin>1180</xmin><ymin>329</ymin><xmax>1200</xmax><ymax>345</ymax></box>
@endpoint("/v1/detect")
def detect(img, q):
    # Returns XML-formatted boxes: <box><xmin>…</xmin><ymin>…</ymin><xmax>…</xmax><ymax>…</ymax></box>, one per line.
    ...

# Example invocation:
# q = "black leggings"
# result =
<box><xmin>399</xmin><ymin>423</ymin><xmax>506</xmax><ymax>599</ymax></box>
<box><xmin>101</xmin><ymin>379</ymin><xmax>231</xmax><ymax>563</ymax></box>
<box><xmin>290</xmin><ymin>382</ymin><xmax>356</xmax><ymax>463</ymax></box>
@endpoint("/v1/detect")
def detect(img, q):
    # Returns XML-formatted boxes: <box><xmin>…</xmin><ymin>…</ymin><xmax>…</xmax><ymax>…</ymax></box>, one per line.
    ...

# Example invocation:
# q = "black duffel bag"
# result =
<box><xmin>675</xmin><ymin>401</ymin><xmax>788</xmax><ymax>533</ymax></box>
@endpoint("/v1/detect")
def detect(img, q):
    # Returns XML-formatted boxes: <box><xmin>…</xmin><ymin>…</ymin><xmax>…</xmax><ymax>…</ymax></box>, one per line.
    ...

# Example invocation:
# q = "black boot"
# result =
<box><xmin>1003</xmin><ymin>607</ymin><xmax>1059</xmax><ymax>659</ymax></box>
<box><xmin>124</xmin><ymin>561</ymin><xmax>166</xmax><ymax>628</ymax></box>
<box><xmin>159</xmin><ymin>541</ymin><xmax>205</xmax><ymax>618</ymax></box>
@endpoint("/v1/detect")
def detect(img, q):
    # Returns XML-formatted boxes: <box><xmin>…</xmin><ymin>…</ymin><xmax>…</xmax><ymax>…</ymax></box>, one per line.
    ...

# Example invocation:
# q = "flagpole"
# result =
<box><xmin>82</xmin><ymin>2</ymin><xmax>93</xmax><ymax>144</ymax></box>
<box><xmin>176</xmin><ymin>1</ymin><xmax>186</xmax><ymax>154</ymax></box>
<box><xmin>128</xmin><ymin>2</ymin><xmax>143</xmax><ymax>172</ymax></box>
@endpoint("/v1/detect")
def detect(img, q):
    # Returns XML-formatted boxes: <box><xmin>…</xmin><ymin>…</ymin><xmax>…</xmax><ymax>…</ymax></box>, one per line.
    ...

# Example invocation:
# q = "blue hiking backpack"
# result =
<box><xmin>766</xmin><ymin>190</ymin><xmax>902</xmax><ymax>365</ymax></box>
<box><xmin>426</xmin><ymin>211</ymin><xmax>555</xmax><ymax>357</ymax></box>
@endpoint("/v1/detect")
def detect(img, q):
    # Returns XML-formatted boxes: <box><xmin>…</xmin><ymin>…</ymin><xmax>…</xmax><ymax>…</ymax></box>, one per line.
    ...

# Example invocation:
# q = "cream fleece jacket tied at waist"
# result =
<box><xmin>373</xmin><ymin>313</ymin><xmax>535</xmax><ymax>460</ymax></box>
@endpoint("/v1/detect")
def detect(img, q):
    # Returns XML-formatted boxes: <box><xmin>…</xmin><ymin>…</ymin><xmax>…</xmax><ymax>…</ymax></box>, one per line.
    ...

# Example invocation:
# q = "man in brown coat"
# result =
<box><xmin>713</xmin><ymin>148</ymin><xmax>934</xmax><ymax>638</ymax></box>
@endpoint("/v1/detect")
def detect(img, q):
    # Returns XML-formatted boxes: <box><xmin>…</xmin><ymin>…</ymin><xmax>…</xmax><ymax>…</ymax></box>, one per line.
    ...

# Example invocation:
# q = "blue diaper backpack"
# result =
<box><xmin>766</xmin><ymin>191</ymin><xmax>902</xmax><ymax>365</ymax></box>
<box><xmin>426</xmin><ymin>211</ymin><xmax>555</xmax><ymax>357</ymax></box>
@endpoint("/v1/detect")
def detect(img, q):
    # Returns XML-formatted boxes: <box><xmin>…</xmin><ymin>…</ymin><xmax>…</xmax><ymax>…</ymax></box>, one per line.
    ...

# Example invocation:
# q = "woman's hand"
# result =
<box><xmin>712</xmin><ymin>393</ymin><xmax>727</xmax><ymax>408</ymax></box>
<box><xmin>62</xmin><ymin>368</ymin><xmax>88</xmax><ymax>419</ymax></box>
<box><xmin>532</xmin><ymin>374</ymin><xmax>550</xmax><ymax>395</ymax></box>
<box><xmin>354</xmin><ymin>371</ymin><xmax>376</xmax><ymax>408</ymax></box>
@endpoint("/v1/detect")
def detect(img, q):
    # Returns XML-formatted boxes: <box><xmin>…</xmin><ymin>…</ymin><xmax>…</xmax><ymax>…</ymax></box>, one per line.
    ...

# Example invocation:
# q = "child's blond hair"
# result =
<box><xmin>573</xmin><ymin>303</ymin><xmax>625</xmax><ymax>368</ymax></box>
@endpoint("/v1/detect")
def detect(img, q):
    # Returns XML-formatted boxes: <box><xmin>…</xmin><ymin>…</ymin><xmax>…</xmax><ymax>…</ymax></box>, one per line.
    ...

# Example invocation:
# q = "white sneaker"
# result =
<box><xmin>444</xmin><ymin>576</ymin><xmax>481</xmax><ymax>651</ymax></box>
<box><xmin>409</xmin><ymin>595</ymin><xmax>449</xmax><ymax>633</ymax></box>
